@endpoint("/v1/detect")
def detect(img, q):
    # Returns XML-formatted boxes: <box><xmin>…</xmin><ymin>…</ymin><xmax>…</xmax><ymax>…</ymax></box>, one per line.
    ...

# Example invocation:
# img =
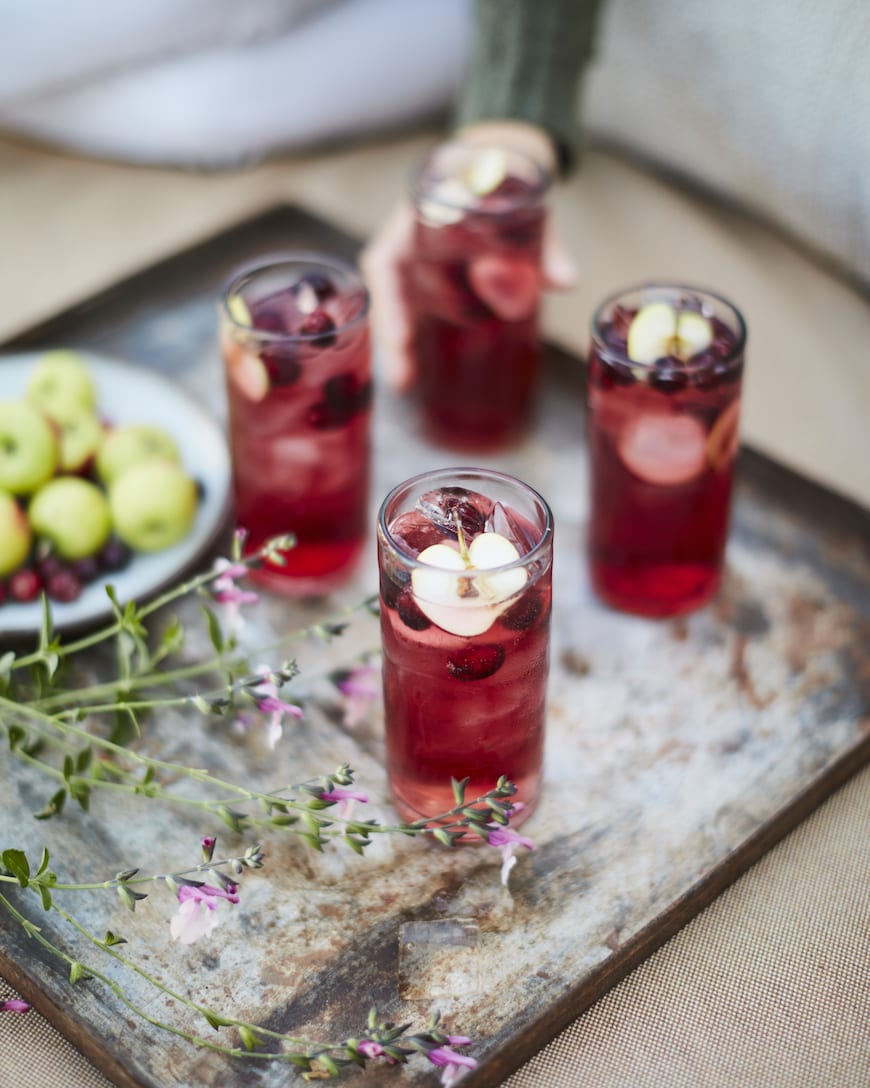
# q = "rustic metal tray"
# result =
<box><xmin>2</xmin><ymin>206</ymin><xmax>868</xmax><ymax>1088</ymax></box>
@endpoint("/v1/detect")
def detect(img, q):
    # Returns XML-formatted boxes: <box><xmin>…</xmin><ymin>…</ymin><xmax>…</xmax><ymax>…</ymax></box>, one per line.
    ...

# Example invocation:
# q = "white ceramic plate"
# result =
<box><xmin>0</xmin><ymin>351</ymin><xmax>232</xmax><ymax>637</ymax></box>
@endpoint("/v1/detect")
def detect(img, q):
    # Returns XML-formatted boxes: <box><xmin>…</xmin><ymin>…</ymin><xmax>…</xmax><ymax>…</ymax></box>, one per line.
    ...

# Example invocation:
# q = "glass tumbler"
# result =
<box><xmin>220</xmin><ymin>253</ymin><xmax>371</xmax><ymax>595</ymax></box>
<box><xmin>378</xmin><ymin>467</ymin><xmax>554</xmax><ymax>827</ymax></box>
<box><xmin>586</xmin><ymin>283</ymin><xmax>746</xmax><ymax>617</ymax></box>
<box><xmin>407</xmin><ymin>142</ymin><xmax>551</xmax><ymax>451</ymax></box>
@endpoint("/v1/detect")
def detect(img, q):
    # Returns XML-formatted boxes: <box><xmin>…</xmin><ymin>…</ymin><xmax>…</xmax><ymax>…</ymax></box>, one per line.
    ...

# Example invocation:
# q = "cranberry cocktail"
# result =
<box><xmin>221</xmin><ymin>254</ymin><xmax>371</xmax><ymax>594</ymax></box>
<box><xmin>587</xmin><ymin>285</ymin><xmax>746</xmax><ymax>617</ymax></box>
<box><xmin>408</xmin><ymin>143</ymin><xmax>550</xmax><ymax>450</ymax></box>
<box><xmin>378</xmin><ymin>468</ymin><xmax>553</xmax><ymax>827</ymax></box>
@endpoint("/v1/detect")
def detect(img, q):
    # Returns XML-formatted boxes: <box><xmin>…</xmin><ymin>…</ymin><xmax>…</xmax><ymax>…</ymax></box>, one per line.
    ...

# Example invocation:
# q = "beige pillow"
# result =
<box><xmin>583</xmin><ymin>0</ymin><xmax>870</xmax><ymax>289</ymax></box>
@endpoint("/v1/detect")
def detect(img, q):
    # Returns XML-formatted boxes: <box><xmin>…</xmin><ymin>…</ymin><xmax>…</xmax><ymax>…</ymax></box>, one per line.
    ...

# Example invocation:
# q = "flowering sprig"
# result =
<box><xmin>0</xmin><ymin>535</ymin><xmax>531</xmax><ymax>1081</ymax></box>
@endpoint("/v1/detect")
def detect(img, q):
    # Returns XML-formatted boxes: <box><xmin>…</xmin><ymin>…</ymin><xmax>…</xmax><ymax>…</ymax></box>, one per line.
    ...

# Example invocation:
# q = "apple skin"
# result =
<box><xmin>29</xmin><ymin>477</ymin><xmax>112</xmax><ymax>560</ymax></box>
<box><xmin>0</xmin><ymin>490</ymin><xmax>32</xmax><ymax>576</ymax></box>
<box><xmin>109</xmin><ymin>460</ymin><xmax>197</xmax><ymax>552</ymax></box>
<box><xmin>97</xmin><ymin>425</ymin><xmax>181</xmax><ymax>485</ymax></box>
<box><xmin>59</xmin><ymin>410</ymin><xmax>105</xmax><ymax>474</ymax></box>
<box><xmin>27</xmin><ymin>351</ymin><xmax>97</xmax><ymax>423</ymax></box>
<box><xmin>0</xmin><ymin>400</ymin><xmax>59</xmax><ymax>495</ymax></box>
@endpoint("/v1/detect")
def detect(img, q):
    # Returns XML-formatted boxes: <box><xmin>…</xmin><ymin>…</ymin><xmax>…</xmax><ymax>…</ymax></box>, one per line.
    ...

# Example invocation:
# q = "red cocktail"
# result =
<box><xmin>408</xmin><ymin>143</ymin><xmax>550</xmax><ymax>450</ymax></box>
<box><xmin>378</xmin><ymin>468</ymin><xmax>554</xmax><ymax>827</ymax></box>
<box><xmin>221</xmin><ymin>254</ymin><xmax>371</xmax><ymax>594</ymax></box>
<box><xmin>587</xmin><ymin>285</ymin><xmax>746</xmax><ymax>617</ymax></box>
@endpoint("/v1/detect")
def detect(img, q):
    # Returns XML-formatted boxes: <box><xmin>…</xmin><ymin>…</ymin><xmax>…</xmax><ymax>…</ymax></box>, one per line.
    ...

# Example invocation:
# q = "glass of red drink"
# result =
<box><xmin>587</xmin><ymin>283</ymin><xmax>747</xmax><ymax>617</ymax></box>
<box><xmin>220</xmin><ymin>254</ymin><xmax>371</xmax><ymax>594</ymax></box>
<box><xmin>407</xmin><ymin>142</ymin><xmax>551</xmax><ymax>451</ymax></box>
<box><xmin>378</xmin><ymin>467</ymin><xmax>554</xmax><ymax>828</ymax></box>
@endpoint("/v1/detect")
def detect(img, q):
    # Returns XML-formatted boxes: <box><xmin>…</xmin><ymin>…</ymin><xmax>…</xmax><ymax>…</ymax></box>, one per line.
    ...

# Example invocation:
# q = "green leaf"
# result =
<box><xmin>117</xmin><ymin>885</ymin><xmax>147</xmax><ymax>912</ymax></box>
<box><xmin>0</xmin><ymin>651</ymin><xmax>16</xmax><ymax>681</ymax></box>
<box><xmin>216</xmin><ymin>807</ymin><xmax>246</xmax><ymax>834</ymax></box>
<box><xmin>35</xmin><ymin>848</ymin><xmax>50</xmax><ymax>877</ymax></box>
<box><xmin>69</xmin><ymin>961</ymin><xmax>92</xmax><ymax>985</ymax></box>
<box><xmin>103</xmin><ymin>931</ymin><xmax>127</xmax><ymax>947</ymax></box>
<box><xmin>451</xmin><ymin>777</ymin><xmax>469</xmax><ymax>806</ymax></box>
<box><xmin>68</xmin><ymin>778</ymin><xmax>91</xmax><ymax>812</ymax></box>
<box><xmin>202</xmin><ymin>606</ymin><xmax>225</xmax><ymax>654</ymax></box>
<box><xmin>6</xmin><ymin>725</ymin><xmax>26</xmax><ymax>751</ymax></box>
<box><xmin>2</xmin><ymin>849</ymin><xmax>30</xmax><ymax>886</ymax></box>
<box><xmin>38</xmin><ymin>885</ymin><xmax>52</xmax><ymax>911</ymax></box>
<box><xmin>34</xmin><ymin>788</ymin><xmax>66</xmax><ymax>820</ymax></box>
<box><xmin>202</xmin><ymin>1009</ymin><xmax>233</xmax><ymax>1031</ymax></box>
<box><xmin>62</xmin><ymin>755</ymin><xmax>74</xmax><ymax>782</ymax></box>
<box><xmin>237</xmin><ymin>1024</ymin><xmax>261</xmax><ymax>1051</ymax></box>
<box><xmin>75</xmin><ymin>748</ymin><xmax>93</xmax><ymax>774</ymax></box>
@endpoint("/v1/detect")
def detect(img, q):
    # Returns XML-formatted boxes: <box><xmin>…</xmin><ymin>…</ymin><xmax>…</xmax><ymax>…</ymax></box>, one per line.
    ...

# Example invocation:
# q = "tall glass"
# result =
<box><xmin>407</xmin><ymin>142</ymin><xmax>551</xmax><ymax>451</ymax></box>
<box><xmin>378</xmin><ymin>468</ymin><xmax>554</xmax><ymax>827</ymax></box>
<box><xmin>587</xmin><ymin>284</ymin><xmax>746</xmax><ymax>617</ymax></box>
<box><xmin>220</xmin><ymin>253</ymin><xmax>371</xmax><ymax>594</ymax></box>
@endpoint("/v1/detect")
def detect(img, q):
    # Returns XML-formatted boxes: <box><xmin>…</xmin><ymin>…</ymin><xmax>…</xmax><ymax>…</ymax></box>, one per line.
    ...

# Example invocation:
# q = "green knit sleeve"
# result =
<box><xmin>455</xmin><ymin>0</ymin><xmax>605</xmax><ymax>171</ymax></box>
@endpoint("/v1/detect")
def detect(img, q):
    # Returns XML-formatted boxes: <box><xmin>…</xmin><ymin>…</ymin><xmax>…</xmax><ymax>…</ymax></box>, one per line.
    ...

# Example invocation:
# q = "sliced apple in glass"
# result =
<box><xmin>626</xmin><ymin>302</ymin><xmax>713</xmax><ymax>364</ymax></box>
<box><xmin>618</xmin><ymin>412</ymin><xmax>707</xmax><ymax>486</ymax></box>
<box><xmin>411</xmin><ymin>531</ymin><xmax>527</xmax><ymax>637</ymax></box>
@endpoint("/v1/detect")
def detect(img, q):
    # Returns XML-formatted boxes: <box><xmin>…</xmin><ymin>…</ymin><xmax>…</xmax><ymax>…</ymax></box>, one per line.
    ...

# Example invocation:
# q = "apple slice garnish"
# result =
<box><xmin>411</xmin><ymin>531</ymin><xmax>527</xmax><ymax>637</ymax></box>
<box><xmin>468</xmin><ymin>256</ymin><xmax>539</xmax><ymax>321</ymax></box>
<box><xmin>618</xmin><ymin>412</ymin><xmax>707</xmax><ymax>486</ymax></box>
<box><xmin>222</xmin><ymin>298</ymin><xmax>270</xmax><ymax>402</ymax></box>
<box><xmin>464</xmin><ymin>148</ymin><xmax>508</xmax><ymax>196</ymax></box>
<box><xmin>706</xmin><ymin>399</ymin><xmax>741</xmax><ymax>471</ymax></box>
<box><xmin>626</xmin><ymin>302</ymin><xmax>713</xmax><ymax>364</ymax></box>
<box><xmin>227</xmin><ymin>294</ymin><xmax>252</xmax><ymax>326</ymax></box>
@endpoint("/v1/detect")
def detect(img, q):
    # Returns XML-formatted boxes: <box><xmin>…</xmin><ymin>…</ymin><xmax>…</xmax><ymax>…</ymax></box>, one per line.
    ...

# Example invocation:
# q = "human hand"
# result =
<box><xmin>361</xmin><ymin>120</ymin><xmax>578</xmax><ymax>393</ymax></box>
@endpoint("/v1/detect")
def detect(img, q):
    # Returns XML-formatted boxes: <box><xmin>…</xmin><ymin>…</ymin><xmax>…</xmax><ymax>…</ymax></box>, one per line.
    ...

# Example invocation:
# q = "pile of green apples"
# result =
<box><xmin>0</xmin><ymin>351</ymin><xmax>200</xmax><ymax>606</ymax></box>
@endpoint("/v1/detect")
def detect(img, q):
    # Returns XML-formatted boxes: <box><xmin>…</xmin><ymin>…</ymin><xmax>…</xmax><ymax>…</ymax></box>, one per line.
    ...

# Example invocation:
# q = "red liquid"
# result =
<box><xmin>222</xmin><ymin>267</ymin><xmax>371</xmax><ymax>594</ymax></box>
<box><xmin>409</xmin><ymin>173</ymin><xmax>546</xmax><ymax>450</ymax></box>
<box><xmin>587</xmin><ymin>305</ymin><xmax>743</xmax><ymax>617</ymax></box>
<box><xmin>379</xmin><ymin>487</ymin><xmax>552</xmax><ymax>825</ymax></box>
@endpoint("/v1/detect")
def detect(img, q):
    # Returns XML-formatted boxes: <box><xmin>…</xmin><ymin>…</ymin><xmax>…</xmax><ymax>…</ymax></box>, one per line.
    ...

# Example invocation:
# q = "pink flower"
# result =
<box><xmin>212</xmin><ymin>558</ymin><xmax>259</xmax><ymax>634</ymax></box>
<box><xmin>251</xmin><ymin>666</ymin><xmax>303</xmax><ymax>749</ymax></box>
<box><xmin>320</xmin><ymin>786</ymin><xmax>368</xmax><ymax>819</ymax></box>
<box><xmin>357</xmin><ymin>1039</ymin><xmax>397</xmax><ymax>1064</ymax></box>
<box><xmin>1</xmin><ymin>999</ymin><xmax>31</xmax><ymax>1014</ymax></box>
<box><xmin>336</xmin><ymin>662</ymin><xmax>380</xmax><ymax>728</ymax></box>
<box><xmin>427</xmin><ymin>1046</ymin><xmax>477</xmax><ymax>1086</ymax></box>
<box><xmin>487</xmin><ymin>825</ymin><xmax>535</xmax><ymax>886</ymax></box>
<box><xmin>169</xmin><ymin>883</ymin><xmax>239</xmax><ymax>946</ymax></box>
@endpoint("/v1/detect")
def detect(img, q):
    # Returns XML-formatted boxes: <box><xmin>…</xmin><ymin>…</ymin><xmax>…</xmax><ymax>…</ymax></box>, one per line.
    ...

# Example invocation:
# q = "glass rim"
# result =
<box><xmin>378</xmin><ymin>466</ymin><xmax>554</xmax><ymax>575</ymax></box>
<box><xmin>220</xmin><ymin>251</ymin><xmax>370</xmax><ymax>343</ymax></box>
<box><xmin>409</xmin><ymin>140</ymin><xmax>552</xmax><ymax>215</ymax></box>
<box><xmin>590</xmin><ymin>282</ymin><xmax>747</xmax><ymax>371</ymax></box>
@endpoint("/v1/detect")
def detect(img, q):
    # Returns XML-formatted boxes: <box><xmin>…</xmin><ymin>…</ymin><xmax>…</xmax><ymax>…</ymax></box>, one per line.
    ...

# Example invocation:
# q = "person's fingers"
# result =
<box><xmin>541</xmin><ymin>224</ymin><xmax>579</xmax><ymax>291</ymax></box>
<box><xmin>360</xmin><ymin>202</ymin><xmax>417</xmax><ymax>392</ymax></box>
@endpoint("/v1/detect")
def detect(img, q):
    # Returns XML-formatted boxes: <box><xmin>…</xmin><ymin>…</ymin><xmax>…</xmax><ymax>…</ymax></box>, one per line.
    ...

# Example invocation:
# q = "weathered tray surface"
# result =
<box><xmin>2</xmin><ymin>207</ymin><xmax>868</xmax><ymax>1088</ymax></box>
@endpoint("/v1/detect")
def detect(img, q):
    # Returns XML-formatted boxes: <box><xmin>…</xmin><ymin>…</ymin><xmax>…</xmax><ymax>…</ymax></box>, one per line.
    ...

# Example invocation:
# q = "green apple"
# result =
<box><xmin>0</xmin><ymin>490</ymin><xmax>32</xmax><ymax>576</ymax></box>
<box><xmin>29</xmin><ymin>477</ymin><xmax>111</xmax><ymax>560</ymax></box>
<box><xmin>626</xmin><ymin>302</ymin><xmax>713</xmax><ymax>364</ymax></box>
<box><xmin>109</xmin><ymin>460</ymin><xmax>197</xmax><ymax>552</ymax></box>
<box><xmin>96</xmin><ymin>424</ymin><xmax>181</xmax><ymax>485</ymax></box>
<box><xmin>27</xmin><ymin>350</ymin><xmax>97</xmax><ymax>422</ymax></box>
<box><xmin>0</xmin><ymin>399</ymin><xmax>59</xmax><ymax>495</ymax></box>
<box><xmin>58</xmin><ymin>410</ymin><xmax>105</xmax><ymax>473</ymax></box>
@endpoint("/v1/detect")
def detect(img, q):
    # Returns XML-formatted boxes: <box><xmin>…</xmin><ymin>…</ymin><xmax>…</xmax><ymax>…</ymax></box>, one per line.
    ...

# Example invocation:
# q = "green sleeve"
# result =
<box><xmin>455</xmin><ymin>0</ymin><xmax>605</xmax><ymax>171</ymax></box>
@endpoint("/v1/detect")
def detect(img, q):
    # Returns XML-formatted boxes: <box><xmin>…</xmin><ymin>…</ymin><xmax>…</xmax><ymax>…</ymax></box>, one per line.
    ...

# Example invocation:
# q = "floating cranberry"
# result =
<box><xmin>649</xmin><ymin>356</ymin><xmax>690</xmax><ymax>394</ymax></box>
<box><xmin>46</xmin><ymin>569</ymin><xmax>84</xmax><ymax>603</ymax></box>
<box><xmin>98</xmin><ymin>537</ymin><xmax>133</xmax><ymax>572</ymax></box>
<box><xmin>299</xmin><ymin>310</ymin><xmax>337</xmax><ymax>347</ymax></box>
<box><xmin>9</xmin><ymin>568</ymin><xmax>42</xmax><ymax>603</ymax></box>
<box><xmin>447</xmin><ymin>644</ymin><xmax>505</xmax><ymax>681</ymax></box>
<box><xmin>294</xmin><ymin>272</ymin><xmax>336</xmax><ymax>301</ymax></box>
<box><xmin>308</xmin><ymin>374</ymin><xmax>371</xmax><ymax>429</ymax></box>
<box><xmin>396</xmin><ymin>589</ymin><xmax>431</xmax><ymax>631</ymax></box>
<box><xmin>501</xmin><ymin>591</ymin><xmax>547</xmax><ymax>631</ymax></box>
<box><xmin>261</xmin><ymin>349</ymin><xmax>302</xmax><ymax>387</ymax></box>
<box><xmin>416</xmin><ymin>487</ymin><xmax>488</xmax><ymax>539</ymax></box>
<box><xmin>0</xmin><ymin>581</ymin><xmax>6</xmax><ymax>606</ymax></box>
<box><xmin>250</xmin><ymin>305</ymin><xmax>287</xmax><ymax>335</ymax></box>
<box><xmin>37</xmin><ymin>552</ymin><xmax>65</xmax><ymax>580</ymax></box>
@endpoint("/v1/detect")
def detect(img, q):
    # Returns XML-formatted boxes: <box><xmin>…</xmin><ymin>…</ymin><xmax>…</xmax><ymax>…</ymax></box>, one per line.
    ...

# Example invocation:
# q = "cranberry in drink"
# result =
<box><xmin>378</xmin><ymin>469</ymin><xmax>554</xmax><ymax>828</ymax></box>
<box><xmin>221</xmin><ymin>255</ymin><xmax>371</xmax><ymax>594</ymax></box>
<box><xmin>408</xmin><ymin>144</ymin><xmax>550</xmax><ymax>450</ymax></box>
<box><xmin>587</xmin><ymin>285</ymin><xmax>746</xmax><ymax>617</ymax></box>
